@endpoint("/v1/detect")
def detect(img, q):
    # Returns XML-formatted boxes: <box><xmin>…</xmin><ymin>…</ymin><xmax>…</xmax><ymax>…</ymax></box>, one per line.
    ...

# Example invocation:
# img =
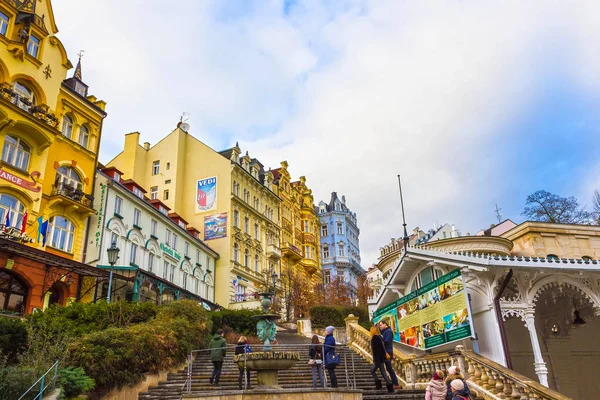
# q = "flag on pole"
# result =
<box><xmin>4</xmin><ymin>210</ymin><xmax>10</xmax><ymax>232</ymax></box>
<box><xmin>21</xmin><ymin>210</ymin><xmax>28</xmax><ymax>234</ymax></box>
<box><xmin>37</xmin><ymin>216</ymin><xmax>49</xmax><ymax>245</ymax></box>
<box><xmin>41</xmin><ymin>219</ymin><xmax>49</xmax><ymax>246</ymax></box>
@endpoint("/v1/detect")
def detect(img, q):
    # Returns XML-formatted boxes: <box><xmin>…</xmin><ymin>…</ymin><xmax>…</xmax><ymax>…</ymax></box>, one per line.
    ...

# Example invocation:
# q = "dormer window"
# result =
<box><xmin>133</xmin><ymin>187</ymin><xmax>144</xmax><ymax>199</ymax></box>
<box><xmin>0</xmin><ymin>12</ymin><xmax>8</xmax><ymax>36</ymax></box>
<box><xmin>179</xmin><ymin>221</ymin><xmax>186</xmax><ymax>230</ymax></box>
<box><xmin>74</xmin><ymin>81</ymin><xmax>87</xmax><ymax>97</ymax></box>
<box><xmin>159</xmin><ymin>206</ymin><xmax>168</xmax><ymax>216</ymax></box>
<box><xmin>27</xmin><ymin>35</ymin><xmax>40</xmax><ymax>58</ymax></box>
<box><xmin>113</xmin><ymin>172</ymin><xmax>121</xmax><ymax>181</ymax></box>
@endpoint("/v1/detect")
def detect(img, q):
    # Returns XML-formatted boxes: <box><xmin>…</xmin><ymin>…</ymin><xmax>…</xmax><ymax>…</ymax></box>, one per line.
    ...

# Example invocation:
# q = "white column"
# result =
<box><xmin>524</xmin><ymin>310</ymin><xmax>549</xmax><ymax>387</ymax></box>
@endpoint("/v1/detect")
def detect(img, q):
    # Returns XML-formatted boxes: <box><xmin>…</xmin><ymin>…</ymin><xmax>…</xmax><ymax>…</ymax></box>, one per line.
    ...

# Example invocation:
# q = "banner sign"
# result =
<box><xmin>373</xmin><ymin>269</ymin><xmax>473</xmax><ymax>350</ymax></box>
<box><xmin>204</xmin><ymin>213</ymin><xmax>227</xmax><ymax>241</ymax></box>
<box><xmin>196</xmin><ymin>177</ymin><xmax>217</xmax><ymax>212</ymax></box>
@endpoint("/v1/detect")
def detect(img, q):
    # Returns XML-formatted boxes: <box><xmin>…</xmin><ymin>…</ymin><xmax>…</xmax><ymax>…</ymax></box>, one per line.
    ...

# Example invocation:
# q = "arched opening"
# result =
<box><xmin>0</xmin><ymin>269</ymin><xmax>28</xmax><ymax>314</ymax></box>
<box><xmin>55</xmin><ymin>166</ymin><xmax>83</xmax><ymax>191</ymax></box>
<box><xmin>139</xmin><ymin>281</ymin><xmax>159</xmax><ymax>304</ymax></box>
<box><xmin>48</xmin><ymin>281</ymin><xmax>68</xmax><ymax>307</ymax></box>
<box><xmin>0</xmin><ymin>192</ymin><xmax>26</xmax><ymax>230</ymax></box>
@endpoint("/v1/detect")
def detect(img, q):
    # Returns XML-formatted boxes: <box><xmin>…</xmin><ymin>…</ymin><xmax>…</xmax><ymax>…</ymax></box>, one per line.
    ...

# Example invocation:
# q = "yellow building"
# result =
<box><xmin>108</xmin><ymin>126</ymin><xmax>282</xmax><ymax>308</ymax></box>
<box><xmin>0</xmin><ymin>0</ymin><xmax>108</xmax><ymax>314</ymax></box>
<box><xmin>272</xmin><ymin>161</ymin><xmax>321</xmax><ymax>287</ymax></box>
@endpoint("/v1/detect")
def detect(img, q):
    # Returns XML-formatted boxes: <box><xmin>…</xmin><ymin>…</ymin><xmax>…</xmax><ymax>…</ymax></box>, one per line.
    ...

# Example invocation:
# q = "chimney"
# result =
<box><xmin>143</xmin><ymin>142</ymin><xmax>150</xmax><ymax>150</ymax></box>
<box><xmin>341</xmin><ymin>195</ymin><xmax>346</xmax><ymax>204</ymax></box>
<box><xmin>451</xmin><ymin>224</ymin><xmax>458</xmax><ymax>238</ymax></box>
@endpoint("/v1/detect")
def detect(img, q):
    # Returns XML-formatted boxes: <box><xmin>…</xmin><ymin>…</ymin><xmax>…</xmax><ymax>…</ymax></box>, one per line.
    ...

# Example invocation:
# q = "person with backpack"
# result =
<box><xmin>449</xmin><ymin>379</ymin><xmax>470</xmax><ymax>400</ymax></box>
<box><xmin>235</xmin><ymin>335</ymin><xmax>252</xmax><ymax>390</ymax></box>
<box><xmin>209</xmin><ymin>329</ymin><xmax>227</xmax><ymax>386</ymax></box>
<box><xmin>369</xmin><ymin>325</ymin><xmax>394</xmax><ymax>393</ymax></box>
<box><xmin>425</xmin><ymin>370</ymin><xmax>447</xmax><ymax>400</ymax></box>
<box><xmin>323</xmin><ymin>326</ymin><xmax>339</xmax><ymax>388</ymax></box>
<box><xmin>445</xmin><ymin>366</ymin><xmax>472</xmax><ymax>400</ymax></box>
<box><xmin>308</xmin><ymin>334</ymin><xmax>324</xmax><ymax>388</ymax></box>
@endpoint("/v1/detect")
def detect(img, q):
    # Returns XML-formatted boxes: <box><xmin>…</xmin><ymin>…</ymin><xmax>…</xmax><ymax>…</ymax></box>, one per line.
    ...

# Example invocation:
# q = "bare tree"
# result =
<box><xmin>356</xmin><ymin>274</ymin><xmax>372</xmax><ymax>309</ymax></box>
<box><xmin>522</xmin><ymin>190</ymin><xmax>590</xmax><ymax>224</ymax></box>
<box><xmin>593</xmin><ymin>189</ymin><xmax>600</xmax><ymax>224</ymax></box>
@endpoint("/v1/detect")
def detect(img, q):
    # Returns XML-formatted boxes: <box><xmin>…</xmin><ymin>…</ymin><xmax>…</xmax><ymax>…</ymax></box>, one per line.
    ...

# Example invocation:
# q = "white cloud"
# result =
<box><xmin>52</xmin><ymin>1</ymin><xmax>600</xmax><ymax>267</ymax></box>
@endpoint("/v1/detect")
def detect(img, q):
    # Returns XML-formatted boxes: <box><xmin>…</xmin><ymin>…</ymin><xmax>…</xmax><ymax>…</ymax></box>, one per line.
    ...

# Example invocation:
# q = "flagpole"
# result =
<box><xmin>397</xmin><ymin>175</ymin><xmax>409</xmax><ymax>250</ymax></box>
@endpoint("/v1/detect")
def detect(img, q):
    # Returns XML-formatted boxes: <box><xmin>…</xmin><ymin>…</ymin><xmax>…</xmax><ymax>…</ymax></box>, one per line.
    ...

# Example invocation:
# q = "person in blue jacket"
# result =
<box><xmin>323</xmin><ymin>326</ymin><xmax>338</xmax><ymax>388</ymax></box>
<box><xmin>378</xmin><ymin>320</ymin><xmax>399</xmax><ymax>388</ymax></box>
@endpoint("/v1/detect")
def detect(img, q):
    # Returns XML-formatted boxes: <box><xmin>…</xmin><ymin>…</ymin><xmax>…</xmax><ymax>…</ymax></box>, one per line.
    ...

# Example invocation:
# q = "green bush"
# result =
<box><xmin>0</xmin><ymin>357</ymin><xmax>44</xmax><ymax>400</ymax></box>
<box><xmin>67</xmin><ymin>300</ymin><xmax>211</xmax><ymax>390</ymax></box>
<box><xmin>209</xmin><ymin>309</ymin><xmax>262</xmax><ymax>336</ymax></box>
<box><xmin>58</xmin><ymin>367</ymin><xmax>95</xmax><ymax>398</ymax></box>
<box><xmin>310</xmin><ymin>306</ymin><xmax>370</xmax><ymax>328</ymax></box>
<box><xmin>0</xmin><ymin>317</ymin><xmax>28</xmax><ymax>363</ymax></box>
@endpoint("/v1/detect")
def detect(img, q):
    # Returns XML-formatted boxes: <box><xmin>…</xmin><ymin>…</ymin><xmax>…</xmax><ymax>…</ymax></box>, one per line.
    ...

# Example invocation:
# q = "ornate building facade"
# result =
<box><xmin>0</xmin><ymin>0</ymin><xmax>108</xmax><ymax>314</ymax></box>
<box><xmin>272</xmin><ymin>161</ymin><xmax>321</xmax><ymax>286</ymax></box>
<box><xmin>317</xmin><ymin>192</ymin><xmax>363</xmax><ymax>300</ymax></box>
<box><xmin>107</xmin><ymin>127</ymin><xmax>281</xmax><ymax>309</ymax></box>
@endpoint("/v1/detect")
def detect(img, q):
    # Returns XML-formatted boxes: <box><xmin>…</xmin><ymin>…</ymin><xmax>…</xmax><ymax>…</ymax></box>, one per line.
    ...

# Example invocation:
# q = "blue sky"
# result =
<box><xmin>53</xmin><ymin>0</ymin><xmax>600</xmax><ymax>265</ymax></box>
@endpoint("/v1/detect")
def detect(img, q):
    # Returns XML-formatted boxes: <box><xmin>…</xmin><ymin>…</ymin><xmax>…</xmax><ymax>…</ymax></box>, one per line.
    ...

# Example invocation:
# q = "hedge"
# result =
<box><xmin>0</xmin><ymin>318</ymin><xmax>27</xmax><ymax>363</ymax></box>
<box><xmin>310</xmin><ymin>306</ymin><xmax>370</xmax><ymax>328</ymax></box>
<box><xmin>209</xmin><ymin>309</ymin><xmax>262</xmax><ymax>336</ymax></box>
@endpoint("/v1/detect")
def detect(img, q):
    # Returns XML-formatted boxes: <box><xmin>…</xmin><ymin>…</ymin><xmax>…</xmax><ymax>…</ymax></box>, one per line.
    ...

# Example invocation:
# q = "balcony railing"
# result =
<box><xmin>0</xmin><ymin>84</ymin><xmax>59</xmax><ymax>128</ymax></box>
<box><xmin>51</xmin><ymin>182</ymin><xmax>93</xmax><ymax>208</ymax></box>
<box><xmin>267</xmin><ymin>244</ymin><xmax>281</xmax><ymax>259</ymax></box>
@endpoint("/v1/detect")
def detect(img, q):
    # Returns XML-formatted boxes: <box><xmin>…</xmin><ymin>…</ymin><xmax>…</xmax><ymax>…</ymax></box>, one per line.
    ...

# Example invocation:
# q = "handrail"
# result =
<box><xmin>345</xmin><ymin>316</ymin><xmax>572</xmax><ymax>400</ymax></box>
<box><xmin>18</xmin><ymin>360</ymin><xmax>59</xmax><ymax>400</ymax></box>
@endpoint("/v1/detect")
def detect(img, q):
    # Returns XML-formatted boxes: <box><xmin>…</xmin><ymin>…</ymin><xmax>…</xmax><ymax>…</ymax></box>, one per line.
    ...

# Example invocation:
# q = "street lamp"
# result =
<box><xmin>106</xmin><ymin>241</ymin><xmax>120</xmax><ymax>304</ymax></box>
<box><xmin>270</xmin><ymin>270</ymin><xmax>278</xmax><ymax>303</ymax></box>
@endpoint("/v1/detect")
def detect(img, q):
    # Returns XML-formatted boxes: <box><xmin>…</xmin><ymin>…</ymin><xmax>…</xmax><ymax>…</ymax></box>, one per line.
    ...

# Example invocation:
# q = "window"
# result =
<box><xmin>233</xmin><ymin>210</ymin><xmax>239</xmax><ymax>227</ymax></box>
<box><xmin>163</xmin><ymin>261</ymin><xmax>169</xmax><ymax>279</ymax></box>
<box><xmin>12</xmin><ymin>81</ymin><xmax>34</xmax><ymax>109</ymax></box>
<box><xmin>338</xmin><ymin>244</ymin><xmax>345</xmax><ymax>257</ymax></box>
<box><xmin>178</xmin><ymin>220</ymin><xmax>186</xmax><ymax>229</ymax></box>
<box><xmin>244</xmin><ymin>249</ymin><xmax>250</xmax><ymax>267</ymax></box>
<box><xmin>234</xmin><ymin>243</ymin><xmax>239</xmax><ymax>262</ymax></box>
<box><xmin>0</xmin><ymin>194</ymin><xmax>25</xmax><ymax>230</ymax></box>
<box><xmin>49</xmin><ymin>216</ymin><xmax>75</xmax><ymax>252</ymax></box>
<box><xmin>148</xmin><ymin>253</ymin><xmax>155</xmax><ymax>273</ymax></box>
<box><xmin>244</xmin><ymin>217</ymin><xmax>249</xmax><ymax>234</ymax></box>
<box><xmin>0</xmin><ymin>12</ymin><xmax>8</xmax><ymax>36</ymax></box>
<box><xmin>61</xmin><ymin>116</ymin><xmax>73</xmax><ymax>138</ymax></box>
<box><xmin>244</xmin><ymin>189</ymin><xmax>250</xmax><ymax>203</ymax></box>
<box><xmin>166</xmin><ymin>162</ymin><xmax>170</xmax><ymax>170</ymax></box>
<box><xmin>56</xmin><ymin>166</ymin><xmax>82</xmax><ymax>190</ymax></box>
<box><xmin>196</xmin><ymin>250</ymin><xmax>200</xmax><ymax>263</ymax></box>
<box><xmin>183</xmin><ymin>272</ymin><xmax>188</xmax><ymax>289</ymax></box>
<box><xmin>254</xmin><ymin>255</ymin><xmax>260</xmax><ymax>272</ymax></box>
<box><xmin>152</xmin><ymin>161</ymin><xmax>160</xmax><ymax>175</ymax></box>
<box><xmin>133</xmin><ymin>187</ymin><xmax>144</xmax><ymax>199</ymax></box>
<box><xmin>323</xmin><ymin>270</ymin><xmax>331</xmax><ymax>284</ymax></box>
<box><xmin>305</xmin><ymin>246</ymin><xmax>310</xmax><ymax>259</ymax></box>
<box><xmin>130</xmin><ymin>243</ymin><xmax>138</xmax><ymax>264</ymax></box>
<box><xmin>165</xmin><ymin>229</ymin><xmax>171</xmax><ymax>246</ymax></box>
<box><xmin>254</xmin><ymin>223</ymin><xmax>259</xmax><ymax>239</ymax></box>
<box><xmin>114</xmin><ymin>196</ymin><xmax>122</xmax><ymax>215</ymax></box>
<box><xmin>172</xmin><ymin>234</ymin><xmax>178</xmax><ymax>250</ymax></box>
<box><xmin>78</xmin><ymin>126</ymin><xmax>89</xmax><ymax>148</ymax></box>
<box><xmin>335</xmin><ymin>203</ymin><xmax>340</xmax><ymax>211</ymax></box>
<box><xmin>337</xmin><ymin>223</ymin><xmax>343</xmax><ymax>235</ymax></box>
<box><xmin>159</xmin><ymin>206</ymin><xmax>168</xmax><ymax>216</ymax></box>
<box><xmin>170</xmin><ymin>265</ymin><xmax>175</xmax><ymax>282</ymax></box>
<box><xmin>323</xmin><ymin>245</ymin><xmax>330</xmax><ymax>259</ymax></box>
<box><xmin>236</xmin><ymin>284</ymin><xmax>246</xmax><ymax>302</ymax></box>
<box><xmin>0</xmin><ymin>270</ymin><xmax>28</xmax><ymax>314</ymax></box>
<box><xmin>184</xmin><ymin>242</ymin><xmax>189</xmax><ymax>256</ymax></box>
<box><xmin>150</xmin><ymin>187</ymin><xmax>158</xmax><ymax>200</ymax></box>
<box><xmin>27</xmin><ymin>35</ymin><xmax>40</xmax><ymax>58</ymax></box>
<box><xmin>304</xmin><ymin>221</ymin><xmax>309</xmax><ymax>232</ymax></box>
<box><xmin>113</xmin><ymin>172</ymin><xmax>121</xmax><ymax>181</ymax></box>
<box><xmin>133</xmin><ymin>208</ymin><xmax>141</xmax><ymax>226</ymax></box>
<box><xmin>2</xmin><ymin>135</ymin><xmax>31</xmax><ymax>171</ymax></box>
<box><xmin>151</xmin><ymin>219</ymin><xmax>157</xmax><ymax>236</ymax></box>
<box><xmin>321</xmin><ymin>225</ymin><xmax>328</xmax><ymax>237</ymax></box>
<box><xmin>165</xmin><ymin>179</ymin><xmax>171</xmax><ymax>184</ymax></box>
<box><xmin>163</xmin><ymin>190</ymin><xmax>169</xmax><ymax>200</ymax></box>
<box><xmin>254</xmin><ymin>197</ymin><xmax>259</xmax><ymax>209</ymax></box>
<box><xmin>110</xmin><ymin>232</ymin><xmax>118</xmax><ymax>248</ymax></box>
<box><xmin>206</xmin><ymin>256</ymin><xmax>211</xmax><ymax>272</ymax></box>
<box><xmin>410</xmin><ymin>267</ymin><xmax>443</xmax><ymax>292</ymax></box>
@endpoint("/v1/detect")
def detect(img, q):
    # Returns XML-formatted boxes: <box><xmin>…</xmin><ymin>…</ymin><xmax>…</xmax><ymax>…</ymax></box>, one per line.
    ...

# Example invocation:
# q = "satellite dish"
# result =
<box><xmin>180</xmin><ymin>122</ymin><xmax>190</xmax><ymax>132</ymax></box>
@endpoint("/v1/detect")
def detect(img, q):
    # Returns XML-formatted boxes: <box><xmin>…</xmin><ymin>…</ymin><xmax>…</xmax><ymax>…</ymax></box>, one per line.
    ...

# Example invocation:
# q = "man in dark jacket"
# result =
<box><xmin>209</xmin><ymin>329</ymin><xmax>227</xmax><ymax>385</ymax></box>
<box><xmin>323</xmin><ymin>326</ymin><xmax>338</xmax><ymax>388</ymax></box>
<box><xmin>378</xmin><ymin>321</ymin><xmax>399</xmax><ymax>388</ymax></box>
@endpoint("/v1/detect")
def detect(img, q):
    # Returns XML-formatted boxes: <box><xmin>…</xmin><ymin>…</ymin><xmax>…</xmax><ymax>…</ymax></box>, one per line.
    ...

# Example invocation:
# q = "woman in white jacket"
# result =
<box><xmin>425</xmin><ymin>370</ymin><xmax>448</xmax><ymax>400</ymax></box>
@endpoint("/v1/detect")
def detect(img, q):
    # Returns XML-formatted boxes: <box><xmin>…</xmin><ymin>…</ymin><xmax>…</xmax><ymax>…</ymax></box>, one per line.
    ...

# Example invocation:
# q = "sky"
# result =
<box><xmin>52</xmin><ymin>0</ymin><xmax>600</xmax><ymax>267</ymax></box>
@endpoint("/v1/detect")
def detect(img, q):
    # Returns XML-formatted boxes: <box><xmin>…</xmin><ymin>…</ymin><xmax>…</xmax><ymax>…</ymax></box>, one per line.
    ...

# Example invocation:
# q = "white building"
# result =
<box><xmin>85</xmin><ymin>167</ymin><xmax>218</xmax><ymax>308</ymax></box>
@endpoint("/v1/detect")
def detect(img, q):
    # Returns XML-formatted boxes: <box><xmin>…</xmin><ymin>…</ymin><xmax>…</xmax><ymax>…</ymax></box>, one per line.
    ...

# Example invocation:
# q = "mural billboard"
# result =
<box><xmin>373</xmin><ymin>269</ymin><xmax>473</xmax><ymax>350</ymax></box>
<box><xmin>196</xmin><ymin>176</ymin><xmax>217</xmax><ymax>212</ymax></box>
<box><xmin>204</xmin><ymin>213</ymin><xmax>227</xmax><ymax>241</ymax></box>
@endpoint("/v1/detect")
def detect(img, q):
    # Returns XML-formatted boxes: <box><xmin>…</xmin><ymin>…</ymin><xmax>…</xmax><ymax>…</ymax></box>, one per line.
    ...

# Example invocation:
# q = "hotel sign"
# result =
<box><xmin>160</xmin><ymin>242</ymin><xmax>182</xmax><ymax>261</ymax></box>
<box><xmin>0</xmin><ymin>168</ymin><xmax>41</xmax><ymax>192</ymax></box>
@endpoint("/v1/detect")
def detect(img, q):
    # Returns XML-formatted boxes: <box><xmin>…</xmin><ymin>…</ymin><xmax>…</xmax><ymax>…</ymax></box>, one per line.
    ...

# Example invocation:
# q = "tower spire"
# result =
<box><xmin>74</xmin><ymin>50</ymin><xmax>84</xmax><ymax>80</ymax></box>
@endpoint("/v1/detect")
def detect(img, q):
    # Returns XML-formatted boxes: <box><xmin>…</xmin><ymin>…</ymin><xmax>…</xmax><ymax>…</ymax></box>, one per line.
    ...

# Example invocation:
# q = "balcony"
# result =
<box><xmin>281</xmin><ymin>242</ymin><xmax>302</xmax><ymax>262</ymax></box>
<box><xmin>48</xmin><ymin>182</ymin><xmax>94</xmax><ymax>214</ymax></box>
<box><xmin>267</xmin><ymin>244</ymin><xmax>281</xmax><ymax>260</ymax></box>
<box><xmin>303</xmin><ymin>232</ymin><xmax>316</xmax><ymax>244</ymax></box>
<box><xmin>300</xmin><ymin>258</ymin><xmax>319</xmax><ymax>275</ymax></box>
<box><xmin>1</xmin><ymin>84</ymin><xmax>59</xmax><ymax>129</ymax></box>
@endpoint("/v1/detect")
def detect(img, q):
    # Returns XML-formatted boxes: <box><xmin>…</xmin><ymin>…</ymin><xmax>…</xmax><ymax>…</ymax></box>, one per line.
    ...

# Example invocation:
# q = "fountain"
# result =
<box><xmin>233</xmin><ymin>291</ymin><xmax>299</xmax><ymax>389</ymax></box>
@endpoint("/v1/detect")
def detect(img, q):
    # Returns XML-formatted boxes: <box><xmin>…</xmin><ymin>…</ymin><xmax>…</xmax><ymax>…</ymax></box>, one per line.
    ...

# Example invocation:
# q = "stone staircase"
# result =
<box><xmin>139</xmin><ymin>333</ymin><xmax>425</xmax><ymax>400</ymax></box>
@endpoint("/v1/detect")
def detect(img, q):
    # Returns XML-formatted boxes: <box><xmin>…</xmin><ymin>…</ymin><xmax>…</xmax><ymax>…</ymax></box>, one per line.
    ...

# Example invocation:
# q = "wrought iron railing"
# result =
<box><xmin>0</xmin><ymin>84</ymin><xmax>59</xmax><ymax>128</ymax></box>
<box><xmin>51</xmin><ymin>182</ymin><xmax>93</xmax><ymax>208</ymax></box>
<box><xmin>18</xmin><ymin>360</ymin><xmax>59</xmax><ymax>400</ymax></box>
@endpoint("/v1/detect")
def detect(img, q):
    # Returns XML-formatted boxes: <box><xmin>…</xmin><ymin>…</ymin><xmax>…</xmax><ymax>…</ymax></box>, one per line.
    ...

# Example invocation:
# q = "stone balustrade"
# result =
<box><xmin>344</xmin><ymin>315</ymin><xmax>571</xmax><ymax>400</ymax></box>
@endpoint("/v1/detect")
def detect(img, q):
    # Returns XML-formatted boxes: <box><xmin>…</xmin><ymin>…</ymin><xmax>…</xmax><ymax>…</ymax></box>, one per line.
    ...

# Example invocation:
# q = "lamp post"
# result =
<box><xmin>270</xmin><ymin>270</ymin><xmax>278</xmax><ymax>302</ymax></box>
<box><xmin>106</xmin><ymin>241</ymin><xmax>120</xmax><ymax>304</ymax></box>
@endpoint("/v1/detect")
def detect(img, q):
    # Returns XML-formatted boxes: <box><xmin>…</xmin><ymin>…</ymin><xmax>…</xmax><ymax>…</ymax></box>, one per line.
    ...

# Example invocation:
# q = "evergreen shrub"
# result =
<box><xmin>0</xmin><ymin>317</ymin><xmax>28</xmax><ymax>362</ymax></box>
<box><xmin>209</xmin><ymin>309</ymin><xmax>262</xmax><ymax>336</ymax></box>
<box><xmin>310</xmin><ymin>306</ymin><xmax>370</xmax><ymax>328</ymax></box>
